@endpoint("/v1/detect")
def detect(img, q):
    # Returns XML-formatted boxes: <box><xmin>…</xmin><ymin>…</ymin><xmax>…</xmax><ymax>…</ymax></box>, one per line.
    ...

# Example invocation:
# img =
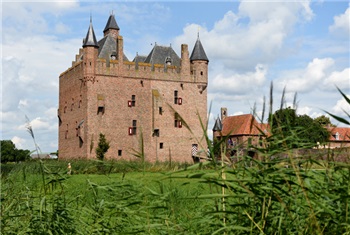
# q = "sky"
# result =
<box><xmin>1</xmin><ymin>0</ymin><xmax>349</xmax><ymax>153</ymax></box>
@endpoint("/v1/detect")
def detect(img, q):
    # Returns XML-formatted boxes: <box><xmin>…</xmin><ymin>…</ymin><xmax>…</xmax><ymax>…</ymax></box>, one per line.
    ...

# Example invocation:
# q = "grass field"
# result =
<box><xmin>1</xmin><ymin>155</ymin><xmax>349</xmax><ymax>235</ymax></box>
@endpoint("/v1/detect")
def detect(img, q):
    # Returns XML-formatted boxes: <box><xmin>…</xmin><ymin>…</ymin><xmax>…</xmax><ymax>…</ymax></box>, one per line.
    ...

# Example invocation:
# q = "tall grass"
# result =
<box><xmin>1</xmin><ymin>87</ymin><xmax>349</xmax><ymax>234</ymax></box>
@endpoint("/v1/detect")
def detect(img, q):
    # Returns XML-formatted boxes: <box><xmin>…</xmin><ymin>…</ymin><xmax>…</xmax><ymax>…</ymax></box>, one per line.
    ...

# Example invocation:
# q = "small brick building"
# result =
<box><xmin>58</xmin><ymin>14</ymin><xmax>209</xmax><ymax>162</ymax></box>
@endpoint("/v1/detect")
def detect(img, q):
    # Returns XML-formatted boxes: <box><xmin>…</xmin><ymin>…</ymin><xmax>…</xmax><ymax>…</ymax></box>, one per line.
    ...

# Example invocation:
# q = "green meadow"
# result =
<box><xmin>1</xmin><ymin>156</ymin><xmax>349</xmax><ymax>235</ymax></box>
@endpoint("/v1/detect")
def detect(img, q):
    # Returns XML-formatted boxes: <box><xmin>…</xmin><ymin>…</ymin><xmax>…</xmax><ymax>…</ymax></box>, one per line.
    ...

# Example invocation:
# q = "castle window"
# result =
<box><xmin>79</xmin><ymin>136</ymin><xmax>83</xmax><ymax>148</ymax></box>
<box><xmin>153</xmin><ymin>129</ymin><xmax>160</xmax><ymax>137</ymax></box>
<box><xmin>97</xmin><ymin>106</ymin><xmax>105</xmax><ymax>114</ymax></box>
<box><xmin>97</xmin><ymin>94</ymin><xmax>105</xmax><ymax>114</ymax></box>
<box><xmin>159</xmin><ymin>107</ymin><xmax>163</xmax><ymax>115</ymax></box>
<box><xmin>174</xmin><ymin>90</ymin><xmax>178</xmax><ymax>104</ymax></box>
<box><xmin>174</xmin><ymin>113</ymin><xmax>182</xmax><ymax>128</ymax></box>
<box><xmin>131</xmin><ymin>95</ymin><xmax>136</xmax><ymax>106</ymax></box>
<box><xmin>159</xmin><ymin>143</ymin><xmax>164</xmax><ymax>149</ymax></box>
<box><xmin>65</xmin><ymin>130</ymin><xmax>68</xmax><ymax>139</ymax></box>
<box><xmin>201</xmin><ymin>71</ymin><xmax>203</xmax><ymax>76</ymax></box>
<box><xmin>118</xmin><ymin>150</ymin><xmax>122</xmax><ymax>156</ymax></box>
<box><xmin>132</xmin><ymin>120</ymin><xmax>137</xmax><ymax>135</ymax></box>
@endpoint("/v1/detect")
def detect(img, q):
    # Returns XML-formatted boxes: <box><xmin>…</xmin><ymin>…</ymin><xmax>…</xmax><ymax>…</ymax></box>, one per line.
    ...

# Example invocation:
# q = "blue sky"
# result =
<box><xmin>1</xmin><ymin>1</ymin><xmax>349</xmax><ymax>153</ymax></box>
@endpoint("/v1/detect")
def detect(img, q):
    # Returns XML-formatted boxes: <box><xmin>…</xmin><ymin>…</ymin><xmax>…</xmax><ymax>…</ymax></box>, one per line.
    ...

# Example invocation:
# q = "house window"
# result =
<box><xmin>118</xmin><ymin>150</ymin><xmax>122</xmax><ymax>156</ymax></box>
<box><xmin>159</xmin><ymin>107</ymin><xmax>163</xmax><ymax>115</ymax></box>
<box><xmin>160</xmin><ymin>143</ymin><xmax>163</xmax><ymax>149</ymax></box>
<box><xmin>174</xmin><ymin>90</ymin><xmax>178</xmax><ymax>104</ymax></box>
<box><xmin>131</xmin><ymin>95</ymin><xmax>136</xmax><ymax>106</ymax></box>
<box><xmin>132</xmin><ymin>120</ymin><xmax>137</xmax><ymax>135</ymax></box>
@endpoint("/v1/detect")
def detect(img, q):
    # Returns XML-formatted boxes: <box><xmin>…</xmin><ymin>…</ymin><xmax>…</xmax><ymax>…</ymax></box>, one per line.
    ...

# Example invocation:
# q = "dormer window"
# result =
<box><xmin>111</xmin><ymin>52</ymin><xmax>117</xmax><ymax>60</ymax></box>
<box><xmin>165</xmin><ymin>57</ymin><xmax>172</xmax><ymax>66</ymax></box>
<box><xmin>335</xmin><ymin>132</ymin><xmax>339</xmax><ymax>140</ymax></box>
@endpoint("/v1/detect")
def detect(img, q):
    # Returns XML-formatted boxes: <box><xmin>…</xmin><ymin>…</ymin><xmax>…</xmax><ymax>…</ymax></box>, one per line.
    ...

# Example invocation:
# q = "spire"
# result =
<box><xmin>212</xmin><ymin>117</ymin><xmax>222</xmax><ymax>132</ymax></box>
<box><xmin>190</xmin><ymin>34</ymin><xmax>209</xmax><ymax>62</ymax></box>
<box><xmin>103</xmin><ymin>13</ymin><xmax>120</xmax><ymax>33</ymax></box>
<box><xmin>83</xmin><ymin>17</ymin><xmax>99</xmax><ymax>48</ymax></box>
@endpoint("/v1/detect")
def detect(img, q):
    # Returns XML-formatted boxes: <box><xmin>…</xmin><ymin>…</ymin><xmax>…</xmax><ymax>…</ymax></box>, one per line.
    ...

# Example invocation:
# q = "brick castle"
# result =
<box><xmin>58</xmin><ymin>14</ymin><xmax>209</xmax><ymax>162</ymax></box>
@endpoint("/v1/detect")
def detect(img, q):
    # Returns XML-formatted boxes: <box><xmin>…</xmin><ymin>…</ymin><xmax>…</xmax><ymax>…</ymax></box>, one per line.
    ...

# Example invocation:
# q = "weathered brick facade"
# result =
<box><xmin>58</xmin><ymin>15</ymin><xmax>209</xmax><ymax>162</ymax></box>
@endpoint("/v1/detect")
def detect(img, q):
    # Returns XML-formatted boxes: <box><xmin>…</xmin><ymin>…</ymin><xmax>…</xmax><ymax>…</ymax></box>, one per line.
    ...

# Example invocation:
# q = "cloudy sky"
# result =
<box><xmin>2</xmin><ymin>0</ymin><xmax>349</xmax><ymax>153</ymax></box>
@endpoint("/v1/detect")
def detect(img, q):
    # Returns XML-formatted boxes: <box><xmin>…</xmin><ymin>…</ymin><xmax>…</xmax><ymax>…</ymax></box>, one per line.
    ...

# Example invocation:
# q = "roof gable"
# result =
<box><xmin>144</xmin><ymin>44</ymin><xmax>181</xmax><ymax>67</ymax></box>
<box><xmin>97</xmin><ymin>35</ymin><xmax>129</xmax><ymax>61</ymax></box>
<box><xmin>222</xmin><ymin>114</ymin><xmax>268</xmax><ymax>136</ymax></box>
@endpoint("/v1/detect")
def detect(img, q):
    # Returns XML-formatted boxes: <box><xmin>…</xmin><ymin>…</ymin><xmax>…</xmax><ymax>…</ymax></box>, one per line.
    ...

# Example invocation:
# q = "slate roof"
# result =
<box><xmin>221</xmin><ymin>114</ymin><xmax>269</xmax><ymax>136</ymax></box>
<box><xmin>83</xmin><ymin>19</ymin><xmax>99</xmax><ymax>48</ymax></box>
<box><xmin>97</xmin><ymin>35</ymin><xmax>129</xmax><ymax>61</ymax></box>
<box><xmin>132</xmin><ymin>54</ymin><xmax>147</xmax><ymax>63</ymax></box>
<box><xmin>190</xmin><ymin>36</ymin><xmax>209</xmax><ymax>62</ymax></box>
<box><xmin>144</xmin><ymin>44</ymin><xmax>181</xmax><ymax>67</ymax></box>
<box><xmin>328</xmin><ymin>127</ymin><xmax>350</xmax><ymax>141</ymax></box>
<box><xmin>103</xmin><ymin>14</ymin><xmax>120</xmax><ymax>33</ymax></box>
<box><xmin>212</xmin><ymin>117</ymin><xmax>222</xmax><ymax>131</ymax></box>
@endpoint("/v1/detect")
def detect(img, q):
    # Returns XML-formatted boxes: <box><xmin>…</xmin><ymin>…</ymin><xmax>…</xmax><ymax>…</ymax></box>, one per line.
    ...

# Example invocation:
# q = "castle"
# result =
<box><xmin>58</xmin><ymin>14</ymin><xmax>209</xmax><ymax>162</ymax></box>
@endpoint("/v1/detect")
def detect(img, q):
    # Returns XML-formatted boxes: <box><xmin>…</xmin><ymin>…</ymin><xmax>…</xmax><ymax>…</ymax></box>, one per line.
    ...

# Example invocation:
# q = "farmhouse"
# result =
<box><xmin>327</xmin><ymin>127</ymin><xmax>350</xmax><ymax>148</ymax></box>
<box><xmin>58</xmin><ymin>14</ymin><xmax>209</xmax><ymax>162</ymax></box>
<box><xmin>213</xmin><ymin>107</ymin><xmax>350</xmax><ymax>153</ymax></box>
<box><xmin>213</xmin><ymin>108</ymin><xmax>269</xmax><ymax>157</ymax></box>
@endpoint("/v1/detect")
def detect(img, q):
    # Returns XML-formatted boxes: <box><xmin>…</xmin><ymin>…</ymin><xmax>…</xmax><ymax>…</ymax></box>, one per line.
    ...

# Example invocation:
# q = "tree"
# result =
<box><xmin>1</xmin><ymin>140</ymin><xmax>30</xmax><ymax>163</ymax></box>
<box><xmin>314</xmin><ymin>115</ymin><xmax>335</xmax><ymax>127</ymax></box>
<box><xmin>296</xmin><ymin>115</ymin><xmax>329</xmax><ymax>146</ymax></box>
<box><xmin>269</xmin><ymin>108</ymin><xmax>330</xmax><ymax>149</ymax></box>
<box><xmin>95</xmin><ymin>133</ymin><xmax>110</xmax><ymax>161</ymax></box>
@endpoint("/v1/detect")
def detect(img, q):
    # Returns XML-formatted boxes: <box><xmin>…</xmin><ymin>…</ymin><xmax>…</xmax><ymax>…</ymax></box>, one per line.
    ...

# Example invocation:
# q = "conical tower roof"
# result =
<box><xmin>103</xmin><ymin>14</ymin><xmax>120</xmax><ymax>33</ymax></box>
<box><xmin>212</xmin><ymin>117</ymin><xmax>222</xmax><ymax>132</ymax></box>
<box><xmin>83</xmin><ymin>18</ymin><xmax>99</xmax><ymax>48</ymax></box>
<box><xmin>190</xmin><ymin>34</ymin><xmax>209</xmax><ymax>62</ymax></box>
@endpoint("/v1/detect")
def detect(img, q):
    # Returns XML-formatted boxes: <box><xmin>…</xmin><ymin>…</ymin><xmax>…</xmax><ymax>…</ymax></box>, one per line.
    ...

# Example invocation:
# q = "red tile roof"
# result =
<box><xmin>328</xmin><ymin>127</ymin><xmax>350</xmax><ymax>141</ymax></box>
<box><xmin>222</xmin><ymin>114</ymin><xmax>269</xmax><ymax>136</ymax></box>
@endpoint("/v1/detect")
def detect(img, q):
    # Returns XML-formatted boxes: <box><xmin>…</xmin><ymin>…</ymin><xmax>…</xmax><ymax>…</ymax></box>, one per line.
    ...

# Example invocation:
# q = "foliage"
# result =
<box><xmin>269</xmin><ymin>107</ymin><xmax>330</xmax><ymax>148</ymax></box>
<box><xmin>314</xmin><ymin>115</ymin><xmax>335</xmax><ymax>127</ymax></box>
<box><xmin>1</xmin><ymin>140</ymin><xmax>30</xmax><ymax>163</ymax></box>
<box><xmin>95</xmin><ymin>133</ymin><xmax>110</xmax><ymax>161</ymax></box>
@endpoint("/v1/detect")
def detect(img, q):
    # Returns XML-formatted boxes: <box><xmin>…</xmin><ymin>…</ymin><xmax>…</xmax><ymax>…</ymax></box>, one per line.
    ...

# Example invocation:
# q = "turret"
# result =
<box><xmin>103</xmin><ymin>14</ymin><xmax>120</xmax><ymax>39</ymax></box>
<box><xmin>190</xmin><ymin>34</ymin><xmax>209</xmax><ymax>83</ymax></box>
<box><xmin>82</xmin><ymin>17</ymin><xmax>99</xmax><ymax>75</ymax></box>
<box><xmin>212</xmin><ymin>117</ymin><xmax>223</xmax><ymax>140</ymax></box>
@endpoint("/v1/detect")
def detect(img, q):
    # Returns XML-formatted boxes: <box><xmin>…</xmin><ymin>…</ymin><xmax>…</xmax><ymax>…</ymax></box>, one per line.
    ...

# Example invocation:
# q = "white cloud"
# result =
<box><xmin>211</xmin><ymin>63</ymin><xmax>268</xmax><ymax>95</ymax></box>
<box><xmin>275</xmin><ymin>58</ymin><xmax>335</xmax><ymax>93</ymax></box>
<box><xmin>11</xmin><ymin>136</ymin><xmax>27</xmax><ymax>149</ymax></box>
<box><xmin>332</xmin><ymin>95</ymin><xmax>350</xmax><ymax>117</ymax></box>
<box><xmin>329</xmin><ymin>7</ymin><xmax>350</xmax><ymax>37</ymax></box>
<box><xmin>323</xmin><ymin>68</ymin><xmax>350</xmax><ymax>90</ymax></box>
<box><xmin>174</xmin><ymin>1</ymin><xmax>314</xmax><ymax>72</ymax></box>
